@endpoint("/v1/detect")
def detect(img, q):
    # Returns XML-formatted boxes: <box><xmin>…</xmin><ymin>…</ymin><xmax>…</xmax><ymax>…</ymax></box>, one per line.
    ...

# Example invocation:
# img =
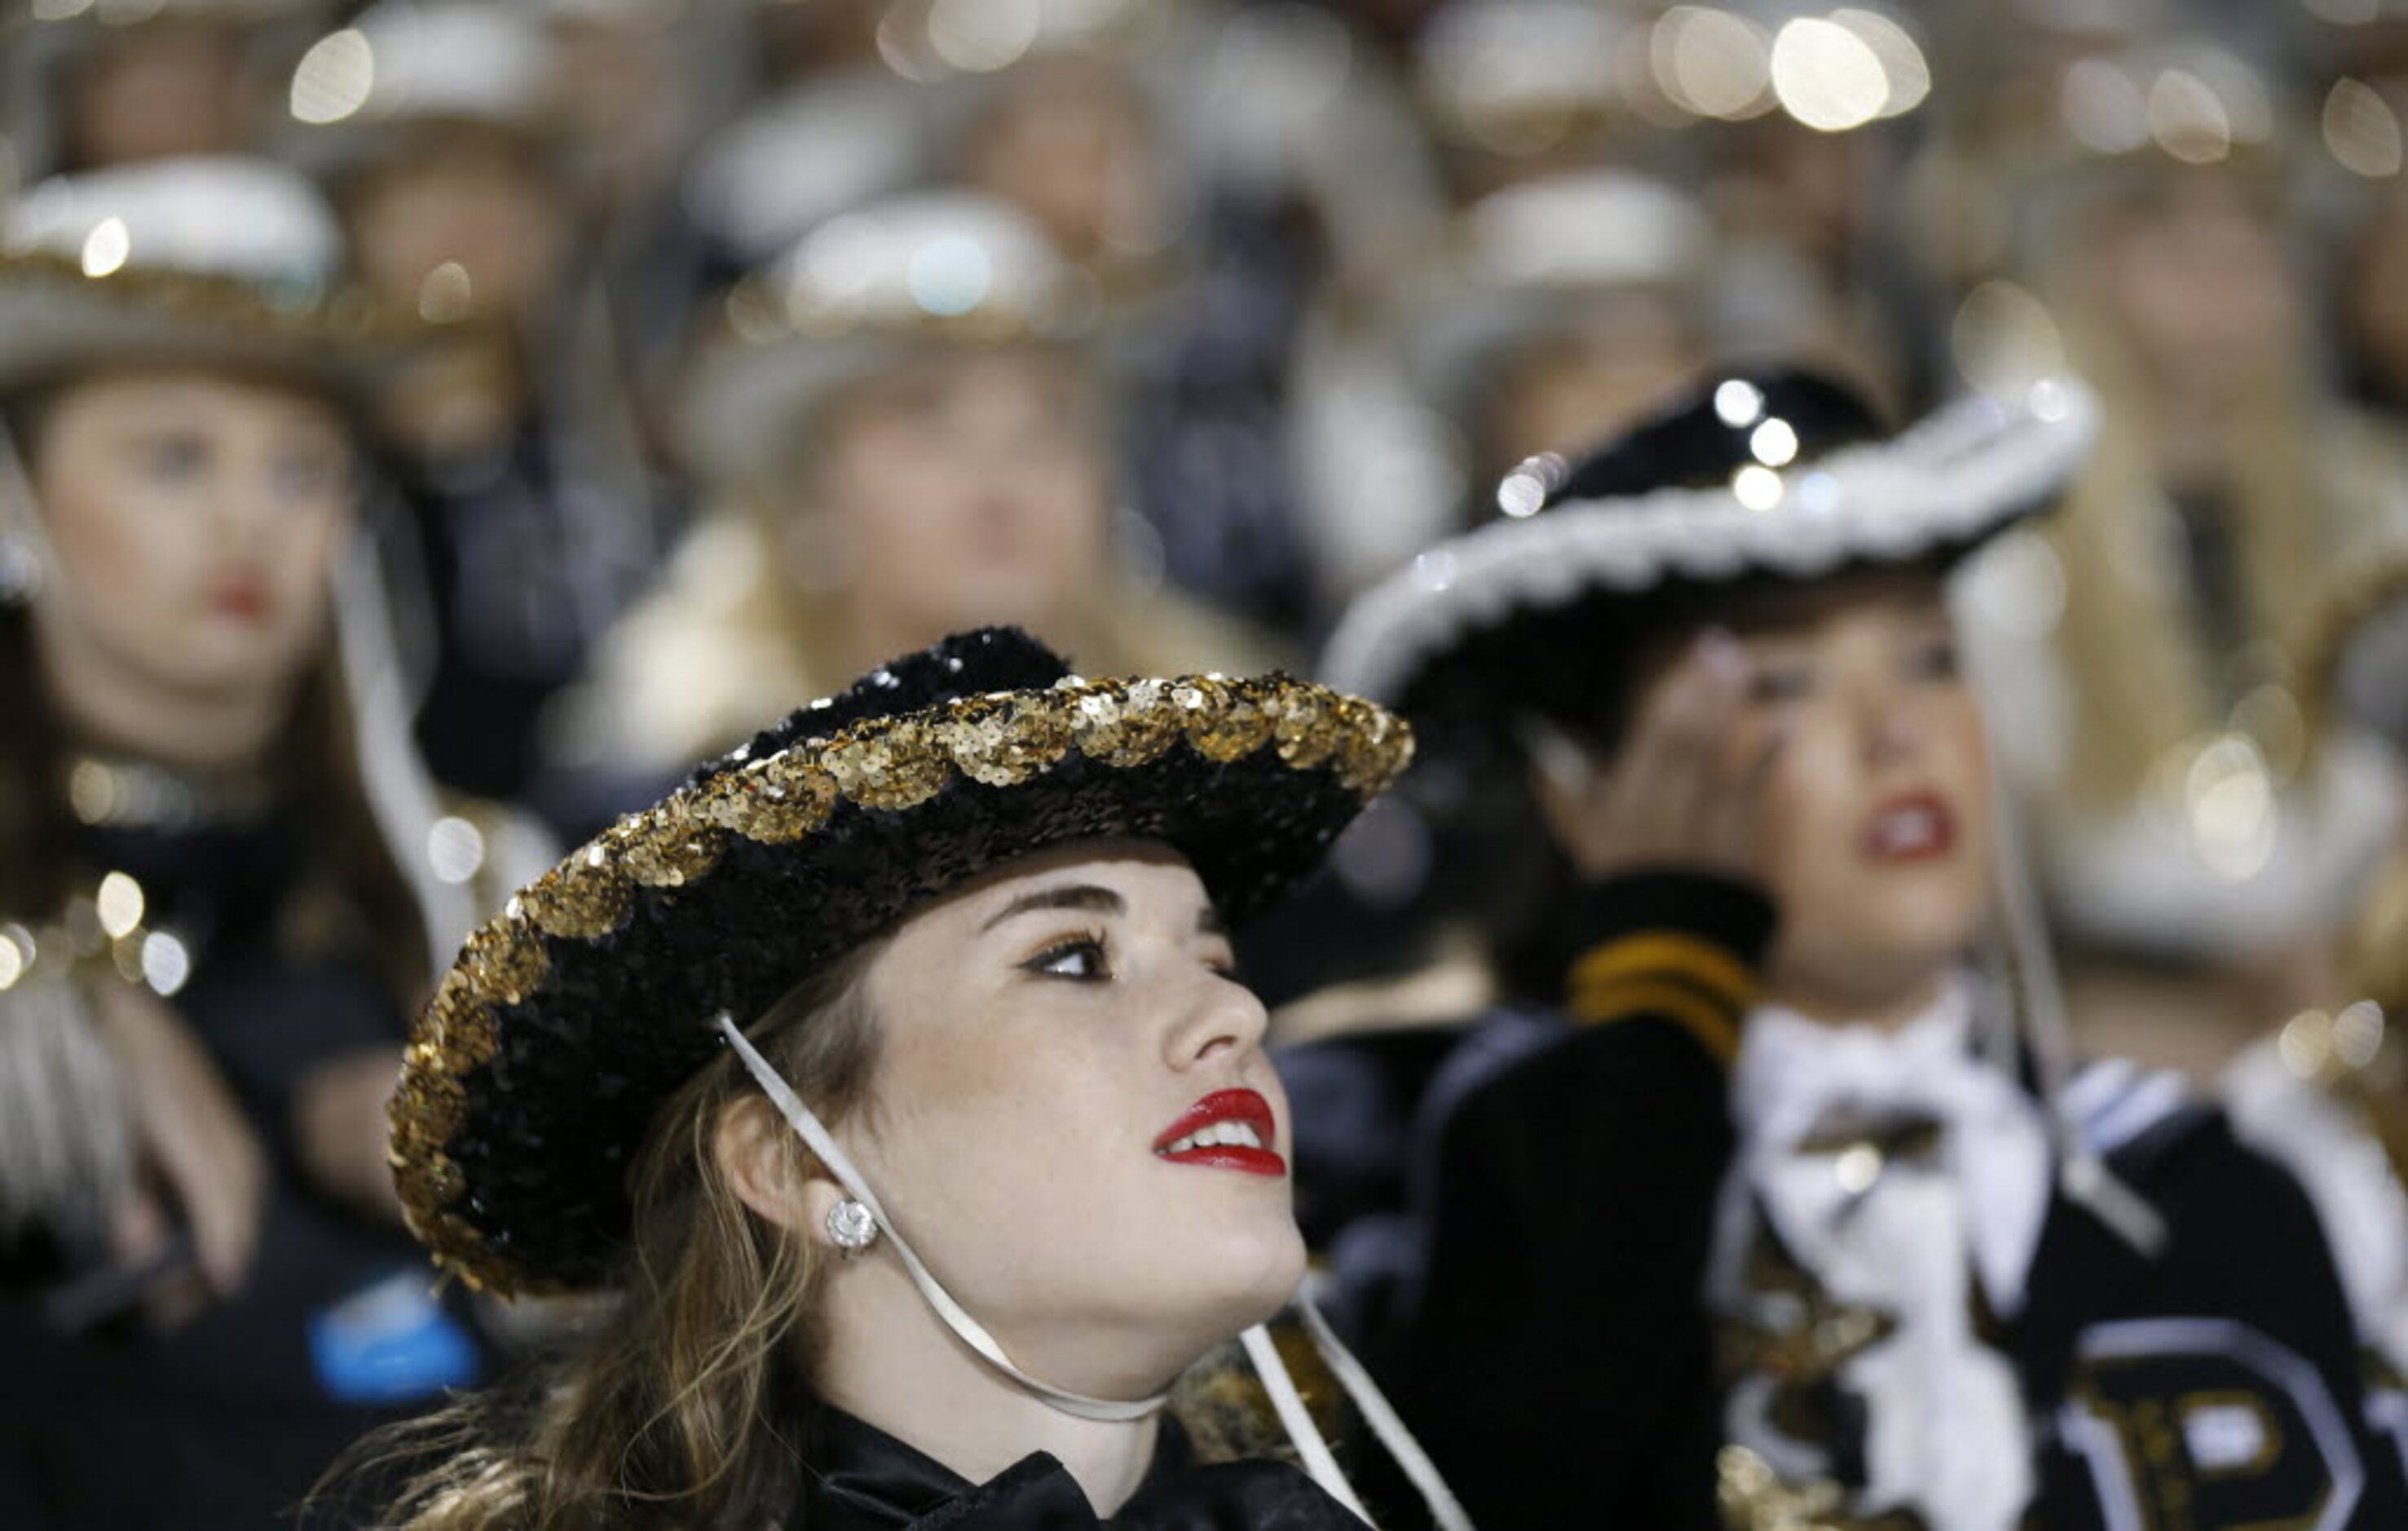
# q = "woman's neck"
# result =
<box><xmin>1764</xmin><ymin>963</ymin><xmax>1952</xmax><ymax>1034</ymax></box>
<box><xmin>37</xmin><ymin>627</ymin><xmax>286</xmax><ymax>779</ymax></box>
<box><xmin>814</xmin><ymin>1254</ymin><xmax>1165</xmax><ymax>1515</ymax></box>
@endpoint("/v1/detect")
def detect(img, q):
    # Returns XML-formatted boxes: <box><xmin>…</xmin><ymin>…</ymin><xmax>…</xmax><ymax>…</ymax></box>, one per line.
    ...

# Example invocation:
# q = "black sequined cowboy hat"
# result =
<box><xmin>391</xmin><ymin>627</ymin><xmax>1413</xmax><ymax>1295</ymax></box>
<box><xmin>1321</xmin><ymin>365</ymin><xmax>2099</xmax><ymax>717</ymax></box>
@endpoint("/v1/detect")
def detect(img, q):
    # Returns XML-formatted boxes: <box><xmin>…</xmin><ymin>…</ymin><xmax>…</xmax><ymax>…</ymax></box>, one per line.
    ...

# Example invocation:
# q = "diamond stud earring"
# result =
<box><xmin>825</xmin><ymin>1198</ymin><xmax>878</xmax><ymax>1253</ymax></box>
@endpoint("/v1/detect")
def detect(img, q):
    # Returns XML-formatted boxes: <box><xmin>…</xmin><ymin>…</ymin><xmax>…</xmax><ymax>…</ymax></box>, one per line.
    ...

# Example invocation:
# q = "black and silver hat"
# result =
<box><xmin>1321</xmin><ymin>367</ymin><xmax>2098</xmax><ymax>711</ymax></box>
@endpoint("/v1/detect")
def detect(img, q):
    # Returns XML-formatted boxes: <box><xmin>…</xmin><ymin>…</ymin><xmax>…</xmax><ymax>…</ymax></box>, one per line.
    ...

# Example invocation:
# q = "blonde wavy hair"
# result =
<box><xmin>323</xmin><ymin>946</ymin><xmax>885</xmax><ymax>1530</ymax></box>
<box><xmin>2026</xmin><ymin>182</ymin><xmax>2382</xmax><ymax>809</ymax></box>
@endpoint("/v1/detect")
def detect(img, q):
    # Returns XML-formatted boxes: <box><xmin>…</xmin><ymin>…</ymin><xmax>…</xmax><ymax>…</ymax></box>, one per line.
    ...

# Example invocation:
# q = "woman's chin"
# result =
<box><xmin>1034</xmin><ymin>1230</ymin><xmax>1307</xmax><ymax>1400</ymax></box>
<box><xmin>141</xmin><ymin>632</ymin><xmax>316</xmax><ymax>699</ymax></box>
<box><xmin>1211</xmin><ymin>1221</ymin><xmax>1310</xmax><ymax>1330</ymax></box>
<box><xmin>1828</xmin><ymin>885</ymin><xmax>1987</xmax><ymax>977</ymax></box>
<box><xmin>1142</xmin><ymin>1220</ymin><xmax>1308</xmax><ymax>1351</ymax></box>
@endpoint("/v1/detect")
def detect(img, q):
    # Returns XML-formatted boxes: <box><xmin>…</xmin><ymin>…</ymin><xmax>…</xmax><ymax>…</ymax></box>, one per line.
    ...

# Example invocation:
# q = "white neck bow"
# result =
<box><xmin>1718</xmin><ymin>973</ymin><xmax>2051</xmax><ymax>1531</ymax></box>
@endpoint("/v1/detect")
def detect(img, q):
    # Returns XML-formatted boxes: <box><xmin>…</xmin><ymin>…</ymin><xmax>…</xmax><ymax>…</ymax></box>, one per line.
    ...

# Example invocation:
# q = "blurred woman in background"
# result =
<box><xmin>1958</xmin><ymin>36</ymin><xmax>2408</xmax><ymax>1071</ymax></box>
<box><xmin>0</xmin><ymin>156</ymin><xmax>536</xmax><ymax>1529</ymax></box>
<box><xmin>289</xmin><ymin>0</ymin><xmax>673</xmax><ymax>812</ymax></box>
<box><xmin>558</xmin><ymin>188</ymin><xmax>1276</xmax><ymax>801</ymax></box>
<box><xmin>2225</xmin><ymin>554</ymin><xmax>2408</xmax><ymax>1469</ymax></box>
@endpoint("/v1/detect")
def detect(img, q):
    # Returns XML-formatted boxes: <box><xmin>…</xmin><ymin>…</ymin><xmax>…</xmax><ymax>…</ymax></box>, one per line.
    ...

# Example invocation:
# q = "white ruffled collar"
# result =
<box><xmin>1733</xmin><ymin>973</ymin><xmax>2053</xmax><ymax>1316</ymax></box>
<box><xmin>1716</xmin><ymin>972</ymin><xmax>2053</xmax><ymax>1531</ymax></box>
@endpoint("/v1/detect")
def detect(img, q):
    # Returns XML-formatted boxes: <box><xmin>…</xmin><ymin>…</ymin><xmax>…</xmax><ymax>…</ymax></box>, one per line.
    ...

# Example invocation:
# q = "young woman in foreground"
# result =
<box><xmin>354</xmin><ymin>626</ymin><xmax>1464</xmax><ymax>1528</ymax></box>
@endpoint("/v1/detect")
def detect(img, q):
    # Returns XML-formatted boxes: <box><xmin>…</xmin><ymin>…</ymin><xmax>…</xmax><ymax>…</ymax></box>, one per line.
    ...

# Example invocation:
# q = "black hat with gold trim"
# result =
<box><xmin>392</xmin><ymin>626</ymin><xmax>1413</xmax><ymax>1294</ymax></box>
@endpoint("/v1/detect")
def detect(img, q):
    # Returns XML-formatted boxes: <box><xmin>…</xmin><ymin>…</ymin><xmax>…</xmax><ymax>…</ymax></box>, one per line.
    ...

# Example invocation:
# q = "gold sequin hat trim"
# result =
<box><xmin>392</xmin><ymin>631</ymin><xmax>1412</xmax><ymax>1295</ymax></box>
<box><xmin>0</xmin><ymin>250</ymin><xmax>461</xmax><ymax>395</ymax></box>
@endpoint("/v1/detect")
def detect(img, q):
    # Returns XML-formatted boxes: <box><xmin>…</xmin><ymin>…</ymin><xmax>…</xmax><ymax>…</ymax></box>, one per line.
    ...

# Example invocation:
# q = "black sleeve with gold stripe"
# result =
<box><xmin>1560</xmin><ymin>870</ymin><xmax>1775</xmax><ymax>1066</ymax></box>
<box><xmin>1383</xmin><ymin>871</ymin><xmax>1772</xmax><ymax>1531</ymax></box>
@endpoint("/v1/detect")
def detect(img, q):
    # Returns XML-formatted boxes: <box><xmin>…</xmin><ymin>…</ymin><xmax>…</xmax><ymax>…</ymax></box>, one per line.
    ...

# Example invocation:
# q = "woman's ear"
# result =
<box><xmin>712</xmin><ymin>1094</ymin><xmax>858</xmax><ymax>1251</ymax></box>
<box><xmin>715</xmin><ymin>1094</ymin><xmax>807</xmax><ymax>1230</ymax></box>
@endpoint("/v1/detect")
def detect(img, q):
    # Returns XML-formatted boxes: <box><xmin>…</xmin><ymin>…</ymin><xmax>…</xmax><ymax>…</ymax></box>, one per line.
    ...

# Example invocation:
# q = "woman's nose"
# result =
<box><xmin>1858</xmin><ymin>687</ymin><xmax>1925</xmax><ymax>766</ymax></box>
<box><xmin>1164</xmin><ymin>968</ymin><xmax>1272</xmax><ymax>1071</ymax></box>
<box><xmin>212</xmin><ymin>471</ymin><xmax>271</xmax><ymax>548</ymax></box>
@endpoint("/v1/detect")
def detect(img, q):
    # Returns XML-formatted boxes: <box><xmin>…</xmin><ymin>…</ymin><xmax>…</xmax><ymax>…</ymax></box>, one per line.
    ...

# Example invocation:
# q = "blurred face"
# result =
<box><xmin>343</xmin><ymin>129</ymin><xmax>570</xmax><ymax>320</ymax></box>
<box><xmin>962</xmin><ymin>61</ymin><xmax>1158</xmax><ymax>267</ymax></box>
<box><xmin>846</xmin><ymin>841</ymin><xmax>1302</xmax><ymax>1396</ymax></box>
<box><xmin>67</xmin><ymin>22</ymin><xmax>251</xmax><ymax>167</ymax></box>
<box><xmin>2089</xmin><ymin>174</ymin><xmax>2299</xmax><ymax>398</ymax></box>
<box><xmin>28</xmin><ymin>368</ymin><xmax>355</xmax><ymax>703</ymax></box>
<box><xmin>805</xmin><ymin>347</ymin><xmax>1111</xmax><ymax>648</ymax></box>
<box><xmin>1637</xmin><ymin>570</ymin><xmax>1993</xmax><ymax>1017</ymax></box>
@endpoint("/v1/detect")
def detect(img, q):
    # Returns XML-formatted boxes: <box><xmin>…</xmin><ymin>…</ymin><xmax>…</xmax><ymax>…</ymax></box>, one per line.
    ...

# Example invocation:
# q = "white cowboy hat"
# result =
<box><xmin>0</xmin><ymin>153</ymin><xmax>434</xmax><ymax>395</ymax></box>
<box><xmin>675</xmin><ymin>188</ymin><xmax>1097</xmax><ymax>492</ymax></box>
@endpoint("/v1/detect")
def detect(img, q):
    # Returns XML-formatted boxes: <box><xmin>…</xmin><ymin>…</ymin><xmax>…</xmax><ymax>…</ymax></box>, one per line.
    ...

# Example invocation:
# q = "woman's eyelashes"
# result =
<box><xmin>1021</xmin><ymin>930</ymin><xmax>1111</xmax><ymax>982</ymax></box>
<box><xmin>1749</xmin><ymin>660</ymin><xmax>1814</xmax><ymax>704</ymax></box>
<box><xmin>136</xmin><ymin>433</ymin><xmax>211</xmax><ymax>484</ymax></box>
<box><xmin>1741</xmin><ymin>635</ymin><xmax>1957</xmax><ymax>704</ymax></box>
<box><xmin>1015</xmin><ymin>929</ymin><xmax>1244</xmax><ymax>986</ymax></box>
<box><xmin>1905</xmin><ymin>633</ymin><xmax>1960</xmax><ymax>681</ymax></box>
<box><xmin>125</xmin><ymin>433</ymin><xmax>350</xmax><ymax>505</ymax></box>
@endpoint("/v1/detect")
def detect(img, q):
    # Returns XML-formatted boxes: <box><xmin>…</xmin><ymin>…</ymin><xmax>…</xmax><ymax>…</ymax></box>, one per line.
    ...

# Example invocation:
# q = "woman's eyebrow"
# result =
<box><xmin>978</xmin><ymin>884</ymin><xmax>1126</xmax><ymax>933</ymax></box>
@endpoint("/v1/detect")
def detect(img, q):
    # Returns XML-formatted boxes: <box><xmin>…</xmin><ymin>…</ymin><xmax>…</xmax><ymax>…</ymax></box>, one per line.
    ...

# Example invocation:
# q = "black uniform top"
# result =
<box><xmin>794</xmin><ymin>1408</ymin><xmax>1369</xmax><ymax>1529</ymax></box>
<box><xmin>381</xmin><ymin>417</ymin><xmax>664</xmax><ymax>809</ymax></box>
<box><xmin>1383</xmin><ymin>871</ymin><xmax>2406</xmax><ymax>1529</ymax></box>
<box><xmin>0</xmin><ymin>814</ymin><xmax>487</xmax><ymax>1531</ymax></box>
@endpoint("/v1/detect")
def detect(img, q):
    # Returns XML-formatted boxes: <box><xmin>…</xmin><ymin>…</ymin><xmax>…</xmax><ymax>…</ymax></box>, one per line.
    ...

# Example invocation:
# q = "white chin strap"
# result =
<box><xmin>715</xmin><ymin>1015</ymin><xmax>1473</xmax><ymax>1530</ymax></box>
<box><xmin>1982</xmin><ymin>759</ymin><xmax>2168</xmax><ymax>1258</ymax></box>
<box><xmin>716</xmin><ymin>1014</ymin><xmax>1164</xmax><ymax>1421</ymax></box>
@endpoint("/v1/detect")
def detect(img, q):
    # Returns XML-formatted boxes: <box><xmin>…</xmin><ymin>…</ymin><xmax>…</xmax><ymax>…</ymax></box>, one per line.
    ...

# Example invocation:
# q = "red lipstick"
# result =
<box><xmin>1860</xmin><ymin>790</ymin><xmax>1956</xmax><ymax>863</ymax></box>
<box><xmin>1153</xmin><ymin>1088</ymin><xmax>1285</xmax><ymax>1176</ymax></box>
<box><xmin>208</xmin><ymin>576</ymin><xmax>271</xmax><ymax>621</ymax></box>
